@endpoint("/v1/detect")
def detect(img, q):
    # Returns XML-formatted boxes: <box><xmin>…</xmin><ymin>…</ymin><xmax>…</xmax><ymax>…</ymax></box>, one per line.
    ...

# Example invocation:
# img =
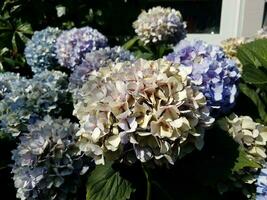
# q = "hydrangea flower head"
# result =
<box><xmin>0</xmin><ymin>70</ymin><xmax>69</xmax><ymax>137</ymax></box>
<box><xmin>256</xmin><ymin>165</ymin><xmax>267</xmax><ymax>200</ymax></box>
<box><xmin>12</xmin><ymin>116</ymin><xmax>85</xmax><ymax>200</ymax></box>
<box><xmin>166</xmin><ymin>40</ymin><xmax>240</xmax><ymax>114</ymax></box>
<box><xmin>74</xmin><ymin>59</ymin><xmax>214</xmax><ymax>166</ymax></box>
<box><xmin>69</xmin><ymin>46</ymin><xmax>135</xmax><ymax>88</ymax></box>
<box><xmin>24</xmin><ymin>27</ymin><xmax>62</xmax><ymax>73</ymax></box>
<box><xmin>133</xmin><ymin>6</ymin><xmax>186</xmax><ymax>45</ymax></box>
<box><xmin>219</xmin><ymin>114</ymin><xmax>267</xmax><ymax>164</ymax></box>
<box><xmin>55</xmin><ymin>27</ymin><xmax>108</xmax><ymax>70</ymax></box>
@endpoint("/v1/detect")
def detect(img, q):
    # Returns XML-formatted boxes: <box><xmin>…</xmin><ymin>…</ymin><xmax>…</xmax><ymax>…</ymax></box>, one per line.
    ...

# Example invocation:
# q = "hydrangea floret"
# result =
<box><xmin>219</xmin><ymin>114</ymin><xmax>267</xmax><ymax>164</ymax></box>
<box><xmin>55</xmin><ymin>27</ymin><xmax>108</xmax><ymax>70</ymax></box>
<box><xmin>73</xmin><ymin>59</ymin><xmax>214</xmax><ymax>166</ymax></box>
<box><xmin>24</xmin><ymin>27</ymin><xmax>62</xmax><ymax>73</ymax></box>
<box><xmin>133</xmin><ymin>6</ymin><xmax>186</xmax><ymax>45</ymax></box>
<box><xmin>0</xmin><ymin>72</ymin><xmax>26</xmax><ymax>100</ymax></box>
<box><xmin>69</xmin><ymin>46</ymin><xmax>135</xmax><ymax>88</ymax></box>
<box><xmin>166</xmin><ymin>40</ymin><xmax>240</xmax><ymax>114</ymax></box>
<box><xmin>12</xmin><ymin>116</ymin><xmax>84</xmax><ymax>200</ymax></box>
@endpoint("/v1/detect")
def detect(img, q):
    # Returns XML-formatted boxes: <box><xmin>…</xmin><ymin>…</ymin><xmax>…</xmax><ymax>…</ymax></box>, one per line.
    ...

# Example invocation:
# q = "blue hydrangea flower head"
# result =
<box><xmin>55</xmin><ymin>26</ymin><xmax>108</xmax><ymax>70</ymax></box>
<box><xmin>0</xmin><ymin>70</ymin><xmax>70</xmax><ymax>137</ymax></box>
<box><xmin>256</xmin><ymin>166</ymin><xmax>267</xmax><ymax>200</ymax></box>
<box><xmin>165</xmin><ymin>40</ymin><xmax>240</xmax><ymax>114</ymax></box>
<box><xmin>12</xmin><ymin>116</ymin><xmax>86</xmax><ymax>200</ymax></box>
<box><xmin>69</xmin><ymin>46</ymin><xmax>135</xmax><ymax>88</ymax></box>
<box><xmin>24</xmin><ymin>27</ymin><xmax>62</xmax><ymax>73</ymax></box>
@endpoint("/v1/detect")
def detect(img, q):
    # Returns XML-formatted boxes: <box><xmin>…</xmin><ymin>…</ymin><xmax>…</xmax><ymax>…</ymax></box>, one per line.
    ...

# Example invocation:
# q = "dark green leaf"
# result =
<box><xmin>242</xmin><ymin>65</ymin><xmax>267</xmax><ymax>84</ymax></box>
<box><xmin>16</xmin><ymin>22</ymin><xmax>32</xmax><ymax>35</ymax></box>
<box><xmin>86</xmin><ymin>162</ymin><xmax>135</xmax><ymax>200</ymax></box>
<box><xmin>237</xmin><ymin>39</ymin><xmax>267</xmax><ymax>68</ymax></box>
<box><xmin>123</xmin><ymin>36</ymin><xmax>138</xmax><ymax>50</ymax></box>
<box><xmin>239</xmin><ymin>83</ymin><xmax>267</xmax><ymax>123</ymax></box>
<box><xmin>232</xmin><ymin>148</ymin><xmax>261</xmax><ymax>172</ymax></box>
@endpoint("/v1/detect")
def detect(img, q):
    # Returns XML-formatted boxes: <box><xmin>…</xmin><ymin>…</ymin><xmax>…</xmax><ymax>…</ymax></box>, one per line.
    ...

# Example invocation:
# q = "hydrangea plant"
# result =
<box><xmin>12</xmin><ymin>116</ymin><xmax>85</xmax><ymax>200</ymax></box>
<box><xmin>166</xmin><ymin>40</ymin><xmax>240</xmax><ymax>114</ymax></box>
<box><xmin>0</xmin><ymin>70</ymin><xmax>70</xmax><ymax>137</ymax></box>
<box><xmin>69</xmin><ymin>46</ymin><xmax>135</xmax><ymax>88</ymax></box>
<box><xmin>133</xmin><ymin>6</ymin><xmax>186</xmax><ymax>45</ymax></box>
<box><xmin>55</xmin><ymin>27</ymin><xmax>108</xmax><ymax>70</ymax></box>
<box><xmin>24</xmin><ymin>27</ymin><xmax>62</xmax><ymax>73</ymax></box>
<box><xmin>73</xmin><ymin>59</ymin><xmax>214</xmax><ymax>166</ymax></box>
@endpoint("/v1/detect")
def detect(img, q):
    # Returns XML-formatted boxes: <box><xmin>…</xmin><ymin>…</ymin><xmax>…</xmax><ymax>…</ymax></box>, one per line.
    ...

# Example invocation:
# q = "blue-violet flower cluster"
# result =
<box><xmin>55</xmin><ymin>27</ymin><xmax>108</xmax><ymax>70</ymax></box>
<box><xmin>12</xmin><ymin>116</ymin><xmax>84</xmax><ymax>200</ymax></box>
<box><xmin>24</xmin><ymin>27</ymin><xmax>62</xmax><ymax>73</ymax></box>
<box><xmin>166</xmin><ymin>40</ymin><xmax>240</xmax><ymax>114</ymax></box>
<box><xmin>0</xmin><ymin>70</ymin><xmax>69</xmax><ymax>137</ymax></box>
<box><xmin>69</xmin><ymin>46</ymin><xmax>135</xmax><ymax>88</ymax></box>
<box><xmin>256</xmin><ymin>166</ymin><xmax>267</xmax><ymax>200</ymax></box>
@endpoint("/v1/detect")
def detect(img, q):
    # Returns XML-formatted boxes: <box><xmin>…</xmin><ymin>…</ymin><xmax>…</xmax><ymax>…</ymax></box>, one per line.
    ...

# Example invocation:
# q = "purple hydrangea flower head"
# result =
<box><xmin>256</xmin><ymin>166</ymin><xmax>267</xmax><ymax>200</ymax></box>
<box><xmin>69</xmin><ymin>46</ymin><xmax>135</xmax><ymax>88</ymax></box>
<box><xmin>165</xmin><ymin>40</ymin><xmax>240</xmax><ymax>114</ymax></box>
<box><xmin>24</xmin><ymin>27</ymin><xmax>62</xmax><ymax>73</ymax></box>
<box><xmin>12</xmin><ymin>116</ymin><xmax>86</xmax><ymax>200</ymax></box>
<box><xmin>55</xmin><ymin>26</ymin><xmax>108</xmax><ymax>70</ymax></box>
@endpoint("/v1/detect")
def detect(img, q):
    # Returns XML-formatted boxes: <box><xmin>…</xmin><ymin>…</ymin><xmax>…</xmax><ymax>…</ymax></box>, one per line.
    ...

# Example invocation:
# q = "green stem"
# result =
<box><xmin>142</xmin><ymin>164</ymin><xmax>151</xmax><ymax>200</ymax></box>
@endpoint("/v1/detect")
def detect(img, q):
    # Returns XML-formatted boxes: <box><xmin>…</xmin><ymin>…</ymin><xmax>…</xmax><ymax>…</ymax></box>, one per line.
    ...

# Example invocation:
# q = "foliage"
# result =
<box><xmin>237</xmin><ymin>39</ymin><xmax>267</xmax><ymax>124</ymax></box>
<box><xmin>86</xmin><ymin>162</ymin><xmax>135</xmax><ymax>200</ymax></box>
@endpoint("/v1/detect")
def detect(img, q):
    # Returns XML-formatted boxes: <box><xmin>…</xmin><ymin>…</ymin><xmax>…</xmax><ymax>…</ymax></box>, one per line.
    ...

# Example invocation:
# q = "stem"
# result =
<box><xmin>142</xmin><ymin>164</ymin><xmax>151</xmax><ymax>200</ymax></box>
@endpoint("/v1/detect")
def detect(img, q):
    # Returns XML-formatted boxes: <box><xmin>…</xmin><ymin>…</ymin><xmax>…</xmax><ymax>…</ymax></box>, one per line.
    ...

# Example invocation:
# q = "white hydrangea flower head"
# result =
<box><xmin>220</xmin><ymin>114</ymin><xmax>267</xmax><ymax>164</ymax></box>
<box><xmin>74</xmin><ymin>59</ymin><xmax>214</xmax><ymax>166</ymax></box>
<box><xmin>133</xmin><ymin>6</ymin><xmax>186</xmax><ymax>45</ymax></box>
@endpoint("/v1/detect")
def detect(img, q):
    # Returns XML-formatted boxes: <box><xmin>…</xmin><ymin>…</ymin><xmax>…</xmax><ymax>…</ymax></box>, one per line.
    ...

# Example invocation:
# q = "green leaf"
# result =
<box><xmin>232</xmin><ymin>148</ymin><xmax>261</xmax><ymax>172</ymax></box>
<box><xmin>86</xmin><ymin>162</ymin><xmax>135</xmax><ymax>200</ymax></box>
<box><xmin>239</xmin><ymin>83</ymin><xmax>267</xmax><ymax>123</ymax></box>
<box><xmin>123</xmin><ymin>36</ymin><xmax>138</xmax><ymax>50</ymax></box>
<box><xmin>16</xmin><ymin>22</ymin><xmax>32</xmax><ymax>35</ymax></box>
<box><xmin>242</xmin><ymin>65</ymin><xmax>267</xmax><ymax>84</ymax></box>
<box><xmin>237</xmin><ymin>39</ymin><xmax>267</xmax><ymax>68</ymax></box>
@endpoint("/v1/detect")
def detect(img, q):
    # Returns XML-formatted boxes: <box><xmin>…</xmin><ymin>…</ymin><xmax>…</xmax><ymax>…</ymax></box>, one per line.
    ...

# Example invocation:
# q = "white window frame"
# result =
<box><xmin>187</xmin><ymin>0</ymin><xmax>265</xmax><ymax>44</ymax></box>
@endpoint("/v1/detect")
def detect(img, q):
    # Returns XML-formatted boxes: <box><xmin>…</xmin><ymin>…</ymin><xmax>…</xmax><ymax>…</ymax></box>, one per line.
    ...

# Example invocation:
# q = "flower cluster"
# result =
<box><xmin>133</xmin><ymin>6</ymin><xmax>186</xmax><ymax>45</ymax></box>
<box><xmin>55</xmin><ymin>27</ymin><xmax>108</xmax><ymax>70</ymax></box>
<box><xmin>219</xmin><ymin>114</ymin><xmax>267</xmax><ymax>164</ymax></box>
<box><xmin>256</xmin><ymin>165</ymin><xmax>267</xmax><ymax>200</ymax></box>
<box><xmin>166</xmin><ymin>40</ymin><xmax>240</xmax><ymax>114</ymax></box>
<box><xmin>0</xmin><ymin>70</ymin><xmax>69</xmax><ymax>137</ymax></box>
<box><xmin>12</xmin><ymin>116</ymin><xmax>85</xmax><ymax>200</ymax></box>
<box><xmin>69</xmin><ymin>46</ymin><xmax>135</xmax><ymax>88</ymax></box>
<box><xmin>0</xmin><ymin>72</ymin><xmax>25</xmax><ymax>100</ymax></box>
<box><xmin>24</xmin><ymin>27</ymin><xmax>62</xmax><ymax>73</ymax></box>
<box><xmin>74</xmin><ymin>59</ymin><xmax>214</xmax><ymax>165</ymax></box>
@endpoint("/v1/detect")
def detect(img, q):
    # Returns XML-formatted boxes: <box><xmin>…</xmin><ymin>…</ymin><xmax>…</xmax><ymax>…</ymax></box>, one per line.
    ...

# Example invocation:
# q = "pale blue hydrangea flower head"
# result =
<box><xmin>12</xmin><ymin>116</ymin><xmax>85</xmax><ymax>200</ymax></box>
<box><xmin>24</xmin><ymin>27</ymin><xmax>62</xmax><ymax>73</ymax></box>
<box><xmin>55</xmin><ymin>27</ymin><xmax>108</xmax><ymax>70</ymax></box>
<box><xmin>256</xmin><ymin>166</ymin><xmax>267</xmax><ymax>200</ymax></box>
<box><xmin>69</xmin><ymin>46</ymin><xmax>135</xmax><ymax>88</ymax></box>
<box><xmin>165</xmin><ymin>40</ymin><xmax>240</xmax><ymax>114</ymax></box>
<box><xmin>0</xmin><ymin>70</ymin><xmax>70</xmax><ymax>137</ymax></box>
